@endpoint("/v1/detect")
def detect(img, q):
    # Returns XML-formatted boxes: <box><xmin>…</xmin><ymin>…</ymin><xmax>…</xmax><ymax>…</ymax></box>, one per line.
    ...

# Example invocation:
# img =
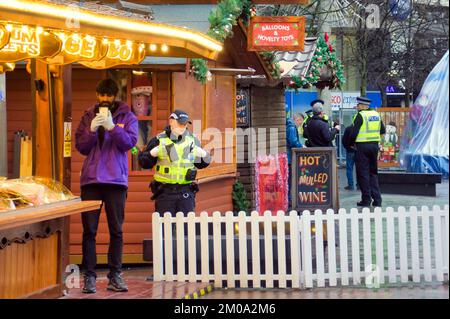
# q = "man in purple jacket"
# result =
<box><xmin>75</xmin><ymin>78</ymin><xmax>138</xmax><ymax>294</ymax></box>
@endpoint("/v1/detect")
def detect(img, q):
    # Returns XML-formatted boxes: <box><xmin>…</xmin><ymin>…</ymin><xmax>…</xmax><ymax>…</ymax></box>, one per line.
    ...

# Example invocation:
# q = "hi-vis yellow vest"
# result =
<box><xmin>154</xmin><ymin>133</ymin><xmax>197</xmax><ymax>184</ymax></box>
<box><xmin>355</xmin><ymin>110</ymin><xmax>381</xmax><ymax>142</ymax></box>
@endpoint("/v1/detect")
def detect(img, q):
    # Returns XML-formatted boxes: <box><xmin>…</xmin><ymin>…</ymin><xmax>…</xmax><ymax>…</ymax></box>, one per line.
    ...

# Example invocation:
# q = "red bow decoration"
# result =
<box><xmin>324</xmin><ymin>32</ymin><xmax>329</xmax><ymax>43</ymax></box>
<box><xmin>328</xmin><ymin>44</ymin><xmax>333</xmax><ymax>52</ymax></box>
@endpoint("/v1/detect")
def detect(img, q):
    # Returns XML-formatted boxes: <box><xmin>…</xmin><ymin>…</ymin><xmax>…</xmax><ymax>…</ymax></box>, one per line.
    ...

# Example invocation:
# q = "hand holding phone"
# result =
<box><xmin>99</xmin><ymin>106</ymin><xmax>108</xmax><ymax>117</ymax></box>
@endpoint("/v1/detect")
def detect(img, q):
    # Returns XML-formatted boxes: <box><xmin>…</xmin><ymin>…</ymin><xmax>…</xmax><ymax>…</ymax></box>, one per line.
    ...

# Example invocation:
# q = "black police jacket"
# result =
<box><xmin>304</xmin><ymin>115</ymin><xmax>339</xmax><ymax>147</ymax></box>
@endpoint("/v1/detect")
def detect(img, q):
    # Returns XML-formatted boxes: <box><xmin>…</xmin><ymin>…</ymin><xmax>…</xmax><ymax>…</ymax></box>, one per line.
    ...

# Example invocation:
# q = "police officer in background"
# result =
<box><xmin>348</xmin><ymin>97</ymin><xmax>385</xmax><ymax>207</ymax></box>
<box><xmin>303</xmin><ymin>101</ymin><xmax>340</xmax><ymax>147</ymax></box>
<box><xmin>138</xmin><ymin>110</ymin><xmax>211</xmax><ymax>215</ymax></box>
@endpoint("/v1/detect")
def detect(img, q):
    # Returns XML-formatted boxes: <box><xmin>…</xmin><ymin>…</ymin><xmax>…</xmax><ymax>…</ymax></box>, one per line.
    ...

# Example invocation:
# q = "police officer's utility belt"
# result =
<box><xmin>160</xmin><ymin>183</ymin><xmax>192</xmax><ymax>193</ymax></box>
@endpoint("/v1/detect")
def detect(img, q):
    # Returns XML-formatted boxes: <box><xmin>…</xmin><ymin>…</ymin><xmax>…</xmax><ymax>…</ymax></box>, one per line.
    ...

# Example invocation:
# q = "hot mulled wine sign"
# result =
<box><xmin>291</xmin><ymin>147</ymin><xmax>339</xmax><ymax>212</ymax></box>
<box><xmin>236</xmin><ymin>87</ymin><xmax>250</xmax><ymax>127</ymax></box>
<box><xmin>248</xmin><ymin>16</ymin><xmax>306</xmax><ymax>52</ymax></box>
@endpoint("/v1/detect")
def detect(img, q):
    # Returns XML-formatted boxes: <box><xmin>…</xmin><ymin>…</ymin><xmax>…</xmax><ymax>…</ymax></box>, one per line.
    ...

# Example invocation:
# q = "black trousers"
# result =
<box><xmin>355</xmin><ymin>143</ymin><xmax>382</xmax><ymax>205</ymax></box>
<box><xmin>155</xmin><ymin>189</ymin><xmax>196</xmax><ymax>216</ymax></box>
<box><xmin>81</xmin><ymin>183</ymin><xmax>127</xmax><ymax>278</ymax></box>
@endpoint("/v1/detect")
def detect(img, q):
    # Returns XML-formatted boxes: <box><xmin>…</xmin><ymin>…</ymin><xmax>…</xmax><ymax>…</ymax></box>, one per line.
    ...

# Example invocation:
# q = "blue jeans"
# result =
<box><xmin>346</xmin><ymin>149</ymin><xmax>356</xmax><ymax>188</ymax></box>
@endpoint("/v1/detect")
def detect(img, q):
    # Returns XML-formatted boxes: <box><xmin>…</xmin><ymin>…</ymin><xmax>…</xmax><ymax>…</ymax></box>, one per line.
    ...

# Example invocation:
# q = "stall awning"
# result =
<box><xmin>0</xmin><ymin>0</ymin><xmax>222</xmax><ymax>69</ymax></box>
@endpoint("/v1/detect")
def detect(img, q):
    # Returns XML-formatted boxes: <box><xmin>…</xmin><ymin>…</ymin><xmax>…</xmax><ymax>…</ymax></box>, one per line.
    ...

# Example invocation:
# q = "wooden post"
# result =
<box><xmin>31</xmin><ymin>60</ymin><xmax>53</xmax><ymax>178</ymax></box>
<box><xmin>0</xmin><ymin>73</ymin><xmax>6</xmax><ymax>177</ymax></box>
<box><xmin>52</xmin><ymin>64</ymin><xmax>72</xmax><ymax>188</ymax></box>
<box><xmin>31</xmin><ymin>60</ymin><xmax>72</xmax><ymax>187</ymax></box>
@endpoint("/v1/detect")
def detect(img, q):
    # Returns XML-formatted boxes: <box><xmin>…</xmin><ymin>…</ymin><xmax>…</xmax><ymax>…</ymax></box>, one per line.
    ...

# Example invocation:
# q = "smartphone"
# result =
<box><xmin>99</xmin><ymin>106</ymin><xmax>108</xmax><ymax>117</ymax></box>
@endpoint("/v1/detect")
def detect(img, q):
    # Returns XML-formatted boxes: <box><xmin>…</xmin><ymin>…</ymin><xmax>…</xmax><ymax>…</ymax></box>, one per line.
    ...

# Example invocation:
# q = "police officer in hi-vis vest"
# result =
<box><xmin>138</xmin><ymin>110</ymin><xmax>211</xmax><ymax>215</ymax></box>
<box><xmin>348</xmin><ymin>97</ymin><xmax>385</xmax><ymax>207</ymax></box>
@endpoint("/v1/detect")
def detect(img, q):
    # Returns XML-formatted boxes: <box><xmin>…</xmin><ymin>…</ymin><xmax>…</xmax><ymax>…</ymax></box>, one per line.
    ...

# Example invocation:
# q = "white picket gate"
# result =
<box><xmin>152</xmin><ymin>205</ymin><xmax>449</xmax><ymax>289</ymax></box>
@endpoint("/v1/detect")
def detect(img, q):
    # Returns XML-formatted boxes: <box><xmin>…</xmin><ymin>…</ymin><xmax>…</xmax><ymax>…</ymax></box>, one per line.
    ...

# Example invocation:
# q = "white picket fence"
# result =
<box><xmin>152</xmin><ymin>205</ymin><xmax>449</xmax><ymax>289</ymax></box>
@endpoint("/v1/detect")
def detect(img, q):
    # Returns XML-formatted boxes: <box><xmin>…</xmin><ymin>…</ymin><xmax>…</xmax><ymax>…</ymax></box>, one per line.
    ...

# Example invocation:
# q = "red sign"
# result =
<box><xmin>248</xmin><ymin>16</ymin><xmax>305</xmax><ymax>52</ymax></box>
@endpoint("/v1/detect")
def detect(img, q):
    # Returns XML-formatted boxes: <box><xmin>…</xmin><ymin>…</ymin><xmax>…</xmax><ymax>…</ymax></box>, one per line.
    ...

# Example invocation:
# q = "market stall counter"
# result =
<box><xmin>0</xmin><ymin>178</ymin><xmax>101</xmax><ymax>299</ymax></box>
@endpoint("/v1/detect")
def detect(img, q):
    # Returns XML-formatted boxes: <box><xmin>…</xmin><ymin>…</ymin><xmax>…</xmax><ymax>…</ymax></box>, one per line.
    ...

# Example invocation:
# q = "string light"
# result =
<box><xmin>149</xmin><ymin>44</ymin><xmax>157</xmax><ymax>51</ymax></box>
<box><xmin>0</xmin><ymin>0</ymin><xmax>223</xmax><ymax>53</ymax></box>
<box><xmin>161</xmin><ymin>44</ymin><xmax>168</xmax><ymax>52</ymax></box>
<box><xmin>5</xmin><ymin>24</ymin><xmax>13</xmax><ymax>32</ymax></box>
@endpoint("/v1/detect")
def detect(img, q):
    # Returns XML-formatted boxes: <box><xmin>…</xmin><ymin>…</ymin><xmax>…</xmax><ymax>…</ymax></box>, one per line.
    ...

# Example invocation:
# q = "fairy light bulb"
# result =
<box><xmin>161</xmin><ymin>44</ymin><xmax>168</xmax><ymax>52</ymax></box>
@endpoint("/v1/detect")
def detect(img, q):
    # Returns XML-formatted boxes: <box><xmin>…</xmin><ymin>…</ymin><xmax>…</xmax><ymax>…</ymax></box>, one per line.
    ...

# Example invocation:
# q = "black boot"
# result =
<box><xmin>357</xmin><ymin>201</ymin><xmax>371</xmax><ymax>207</ymax></box>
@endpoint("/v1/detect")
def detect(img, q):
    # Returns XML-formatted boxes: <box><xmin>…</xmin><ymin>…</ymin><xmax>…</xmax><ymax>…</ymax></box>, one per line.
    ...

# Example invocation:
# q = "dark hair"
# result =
<box><xmin>96</xmin><ymin>78</ymin><xmax>119</xmax><ymax>96</ymax></box>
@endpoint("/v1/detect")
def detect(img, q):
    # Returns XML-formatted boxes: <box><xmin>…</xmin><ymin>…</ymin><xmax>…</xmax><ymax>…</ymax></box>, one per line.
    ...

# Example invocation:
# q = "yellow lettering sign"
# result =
<box><xmin>299</xmin><ymin>155</ymin><xmax>321</xmax><ymax>166</ymax></box>
<box><xmin>45</xmin><ymin>32</ymin><xmax>108</xmax><ymax>65</ymax></box>
<box><xmin>107</xmin><ymin>42</ymin><xmax>133</xmax><ymax>61</ymax></box>
<box><xmin>0</xmin><ymin>24</ymin><xmax>61</xmax><ymax>63</ymax></box>
<box><xmin>80</xmin><ymin>41</ymin><xmax>145</xmax><ymax>69</ymax></box>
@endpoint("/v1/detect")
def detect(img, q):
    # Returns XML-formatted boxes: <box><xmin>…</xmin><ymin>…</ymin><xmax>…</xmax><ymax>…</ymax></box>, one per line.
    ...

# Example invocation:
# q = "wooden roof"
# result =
<box><xmin>0</xmin><ymin>0</ymin><xmax>222</xmax><ymax>60</ymax></box>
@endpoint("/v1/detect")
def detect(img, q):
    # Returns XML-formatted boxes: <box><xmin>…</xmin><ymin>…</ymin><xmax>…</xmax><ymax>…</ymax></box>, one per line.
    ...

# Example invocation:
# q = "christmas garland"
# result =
<box><xmin>288</xmin><ymin>33</ymin><xmax>346</xmax><ymax>91</ymax></box>
<box><xmin>191</xmin><ymin>0</ymin><xmax>252</xmax><ymax>84</ymax></box>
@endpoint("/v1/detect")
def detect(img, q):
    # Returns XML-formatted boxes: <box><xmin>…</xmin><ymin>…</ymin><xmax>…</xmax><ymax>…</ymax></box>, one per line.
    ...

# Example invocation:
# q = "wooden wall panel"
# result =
<box><xmin>5</xmin><ymin>69</ymin><xmax>32</xmax><ymax>178</ymax></box>
<box><xmin>0</xmin><ymin>234</ymin><xmax>58</xmax><ymax>299</ymax></box>
<box><xmin>172</xmin><ymin>72</ymin><xmax>204</xmax><ymax>126</ymax></box>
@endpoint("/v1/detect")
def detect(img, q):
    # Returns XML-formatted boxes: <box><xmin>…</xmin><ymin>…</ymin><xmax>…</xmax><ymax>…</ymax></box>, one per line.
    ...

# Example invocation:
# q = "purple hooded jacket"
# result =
<box><xmin>75</xmin><ymin>101</ymin><xmax>138</xmax><ymax>188</ymax></box>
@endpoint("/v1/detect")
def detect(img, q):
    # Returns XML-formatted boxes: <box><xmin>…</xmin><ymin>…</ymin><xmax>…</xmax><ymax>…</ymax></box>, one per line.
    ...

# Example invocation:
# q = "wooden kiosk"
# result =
<box><xmin>0</xmin><ymin>0</ymin><xmax>222</xmax><ymax>298</ymax></box>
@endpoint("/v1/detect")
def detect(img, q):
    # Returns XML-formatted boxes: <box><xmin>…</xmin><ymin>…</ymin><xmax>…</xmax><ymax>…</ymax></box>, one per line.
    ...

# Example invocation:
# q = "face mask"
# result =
<box><xmin>171</xmin><ymin>126</ymin><xmax>186</xmax><ymax>136</ymax></box>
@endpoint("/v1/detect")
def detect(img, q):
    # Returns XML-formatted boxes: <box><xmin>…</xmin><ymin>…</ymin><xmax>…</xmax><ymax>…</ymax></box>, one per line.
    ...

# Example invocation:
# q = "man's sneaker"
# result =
<box><xmin>357</xmin><ymin>201</ymin><xmax>371</xmax><ymax>207</ymax></box>
<box><xmin>82</xmin><ymin>276</ymin><xmax>96</xmax><ymax>294</ymax></box>
<box><xmin>107</xmin><ymin>273</ymin><xmax>128</xmax><ymax>292</ymax></box>
<box><xmin>344</xmin><ymin>186</ymin><xmax>355</xmax><ymax>191</ymax></box>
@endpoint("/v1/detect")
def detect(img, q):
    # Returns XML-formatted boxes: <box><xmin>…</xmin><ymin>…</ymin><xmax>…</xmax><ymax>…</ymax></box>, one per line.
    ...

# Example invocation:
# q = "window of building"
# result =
<box><xmin>107</xmin><ymin>69</ymin><xmax>156</xmax><ymax>174</ymax></box>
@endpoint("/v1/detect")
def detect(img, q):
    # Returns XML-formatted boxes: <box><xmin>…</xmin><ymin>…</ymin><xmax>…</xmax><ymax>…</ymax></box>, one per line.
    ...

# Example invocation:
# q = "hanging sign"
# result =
<box><xmin>0</xmin><ymin>24</ymin><xmax>61</xmax><ymax>63</ymax></box>
<box><xmin>236</xmin><ymin>87</ymin><xmax>250</xmax><ymax>127</ymax></box>
<box><xmin>80</xmin><ymin>41</ymin><xmax>145</xmax><ymax>69</ymax></box>
<box><xmin>248</xmin><ymin>16</ymin><xmax>305</xmax><ymax>52</ymax></box>
<box><xmin>0</xmin><ymin>25</ymin><xmax>9</xmax><ymax>50</ymax></box>
<box><xmin>63</xmin><ymin>122</ymin><xmax>72</xmax><ymax>158</ymax></box>
<box><xmin>45</xmin><ymin>33</ymin><xmax>108</xmax><ymax>65</ymax></box>
<box><xmin>291</xmin><ymin>147</ymin><xmax>338</xmax><ymax>212</ymax></box>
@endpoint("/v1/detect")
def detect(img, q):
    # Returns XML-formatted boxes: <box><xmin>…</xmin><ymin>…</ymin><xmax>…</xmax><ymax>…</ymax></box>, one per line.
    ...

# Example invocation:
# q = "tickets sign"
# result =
<box><xmin>248</xmin><ymin>16</ymin><xmax>305</xmax><ymax>52</ymax></box>
<box><xmin>0</xmin><ymin>24</ymin><xmax>61</xmax><ymax>62</ymax></box>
